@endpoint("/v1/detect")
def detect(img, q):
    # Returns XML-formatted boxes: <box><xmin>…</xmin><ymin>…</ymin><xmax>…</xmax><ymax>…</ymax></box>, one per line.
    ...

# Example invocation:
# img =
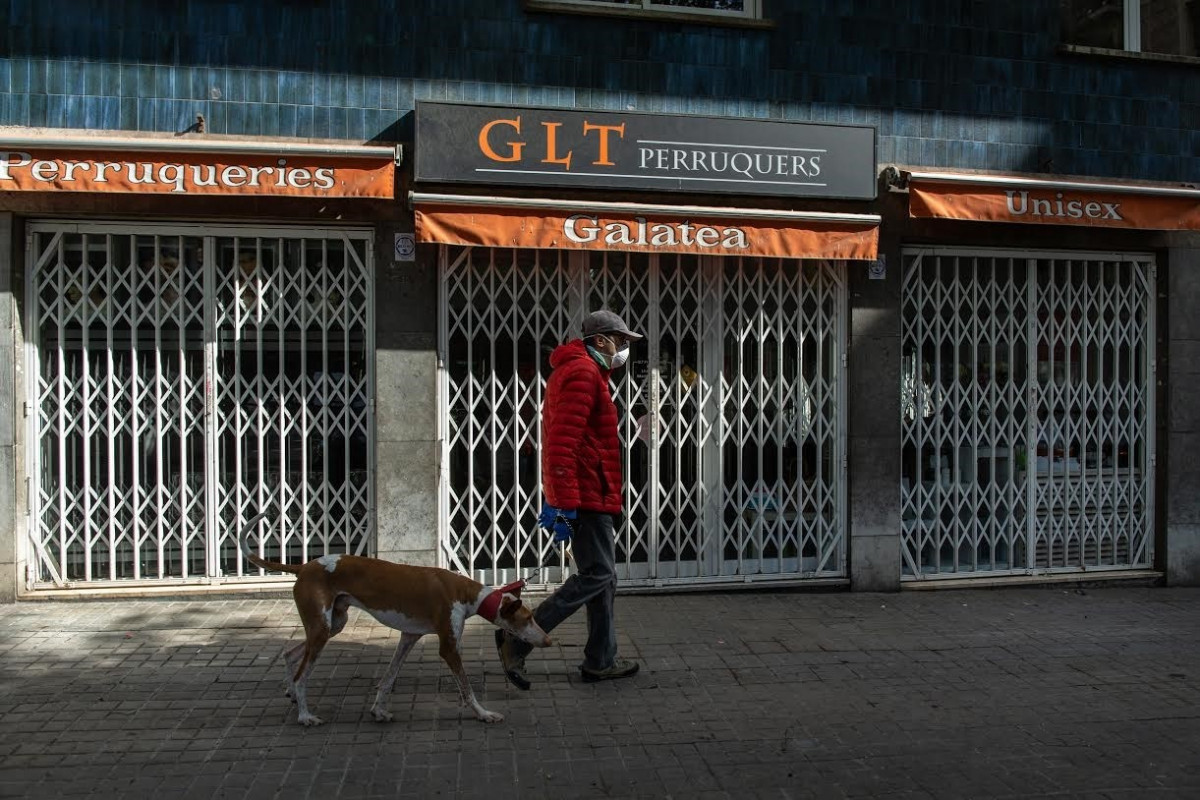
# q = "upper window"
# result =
<box><xmin>533</xmin><ymin>0</ymin><xmax>762</xmax><ymax>21</ymax></box>
<box><xmin>1062</xmin><ymin>0</ymin><xmax>1200</xmax><ymax>57</ymax></box>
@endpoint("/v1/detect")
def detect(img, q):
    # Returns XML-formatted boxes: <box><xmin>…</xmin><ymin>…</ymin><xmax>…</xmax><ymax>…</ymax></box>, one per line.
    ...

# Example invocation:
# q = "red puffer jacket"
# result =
<box><xmin>541</xmin><ymin>339</ymin><xmax>623</xmax><ymax>514</ymax></box>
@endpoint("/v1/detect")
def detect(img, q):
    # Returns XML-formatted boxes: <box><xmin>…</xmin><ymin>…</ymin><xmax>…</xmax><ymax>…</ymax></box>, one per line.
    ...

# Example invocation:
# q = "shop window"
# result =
<box><xmin>439</xmin><ymin>246</ymin><xmax>844</xmax><ymax>587</ymax></box>
<box><xmin>525</xmin><ymin>0</ymin><xmax>763</xmax><ymax>23</ymax></box>
<box><xmin>1062</xmin><ymin>0</ymin><xmax>1200</xmax><ymax>57</ymax></box>
<box><xmin>900</xmin><ymin>248</ymin><xmax>1154</xmax><ymax>578</ymax></box>
<box><xmin>26</xmin><ymin>225</ymin><xmax>374</xmax><ymax>587</ymax></box>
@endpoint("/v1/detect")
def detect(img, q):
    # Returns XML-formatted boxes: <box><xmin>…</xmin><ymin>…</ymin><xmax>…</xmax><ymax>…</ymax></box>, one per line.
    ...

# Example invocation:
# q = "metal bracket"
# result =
<box><xmin>881</xmin><ymin>165</ymin><xmax>909</xmax><ymax>193</ymax></box>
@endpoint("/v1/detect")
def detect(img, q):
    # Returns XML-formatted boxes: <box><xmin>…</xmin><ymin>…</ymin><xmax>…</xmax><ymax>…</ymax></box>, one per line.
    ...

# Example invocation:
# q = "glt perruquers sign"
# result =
<box><xmin>0</xmin><ymin>150</ymin><xmax>394</xmax><ymax>197</ymax></box>
<box><xmin>415</xmin><ymin>101</ymin><xmax>877</xmax><ymax>200</ymax></box>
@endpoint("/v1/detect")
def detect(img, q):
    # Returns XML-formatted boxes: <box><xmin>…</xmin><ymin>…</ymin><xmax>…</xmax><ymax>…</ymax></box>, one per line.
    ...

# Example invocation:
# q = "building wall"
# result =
<box><xmin>373</xmin><ymin>223</ymin><xmax>440</xmax><ymax>567</ymax></box>
<box><xmin>1167</xmin><ymin>246</ymin><xmax>1200</xmax><ymax>585</ymax></box>
<box><xmin>0</xmin><ymin>214</ymin><xmax>16</xmax><ymax>601</ymax></box>
<box><xmin>1</xmin><ymin>0</ymin><xmax>1197</xmax><ymax>181</ymax></box>
<box><xmin>848</xmin><ymin>191</ymin><xmax>910</xmax><ymax>591</ymax></box>
<box><xmin>2</xmin><ymin>1</ymin><xmax>1197</xmax><ymax>593</ymax></box>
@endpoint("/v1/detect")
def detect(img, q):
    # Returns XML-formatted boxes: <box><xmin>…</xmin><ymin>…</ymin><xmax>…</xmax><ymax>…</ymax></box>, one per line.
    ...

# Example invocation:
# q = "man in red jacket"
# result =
<box><xmin>496</xmin><ymin>309</ymin><xmax>642</xmax><ymax>689</ymax></box>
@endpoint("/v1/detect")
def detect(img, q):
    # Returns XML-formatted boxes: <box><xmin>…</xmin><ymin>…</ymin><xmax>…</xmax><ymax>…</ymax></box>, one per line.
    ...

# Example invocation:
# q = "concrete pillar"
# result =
<box><xmin>0</xmin><ymin>214</ymin><xmax>17</xmax><ymax>602</ymax></box>
<box><xmin>1166</xmin><ymin>247</ymin><xmax>1200</xmax><ymax>585</ymax></box>
<box><xmin>372</xmin><ymin>225</ymin><xmax>440</xmax><ymax>567</ymax></box>
<box><xmin>847</xmin><ymin>245</ymin><xmax>902</xmax><ymax>591</ymax></box>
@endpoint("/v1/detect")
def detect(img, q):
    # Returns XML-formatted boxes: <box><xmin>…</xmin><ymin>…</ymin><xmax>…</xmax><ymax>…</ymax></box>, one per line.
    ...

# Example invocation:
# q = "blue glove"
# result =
<box><xmin>538</xmin><ymin>502</ymin><xmax>577</xmax><ymax>544</ymax></box>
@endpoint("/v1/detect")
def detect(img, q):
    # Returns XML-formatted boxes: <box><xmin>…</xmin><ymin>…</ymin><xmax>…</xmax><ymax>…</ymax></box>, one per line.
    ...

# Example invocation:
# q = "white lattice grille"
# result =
<box><xmin>440</xmin><ymin>247</ymin><xmax>576</xmax><ymax>583</ymax></box>
<box><xmin>439</xmin><ymin>246</ymin><xmax>846</xmax><ymax>588</ymax></box>
<box><xmin>586</xmin><ymin>250</ymin><xmax>661</xmax><ymax>579</ymax></box>
<box><xmin>721</xmin><ymin>258</ymin><xmax>845</xmax><ymax>576</ymax></box>
<box><xmin>26</xmin><ymin>224</ymin><xmax>374</xmax><ymax>587</ymax></box>
<box><xmin>213</xmin><ymin>235</ymin><xmax>374</xmax><ymax>576</ymax></box>
<box><xmin>901</xmin><ymin>248</ymin><xmax>1154</xmax><ymax>579</ymax></box>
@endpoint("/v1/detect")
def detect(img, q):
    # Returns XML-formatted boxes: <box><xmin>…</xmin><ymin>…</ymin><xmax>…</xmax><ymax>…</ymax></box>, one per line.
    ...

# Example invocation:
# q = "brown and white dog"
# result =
<box><xmin>238</xmin><ymin>513</ymin><xmax>551</xmax><ymax>725</ymax></box>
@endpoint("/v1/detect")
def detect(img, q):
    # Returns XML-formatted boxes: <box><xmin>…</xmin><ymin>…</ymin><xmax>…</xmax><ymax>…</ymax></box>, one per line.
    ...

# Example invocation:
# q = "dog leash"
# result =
<box><xmin>528</xmin><ymin>538</ymin><xmax>571</xmax><ymax>585</ymax></box>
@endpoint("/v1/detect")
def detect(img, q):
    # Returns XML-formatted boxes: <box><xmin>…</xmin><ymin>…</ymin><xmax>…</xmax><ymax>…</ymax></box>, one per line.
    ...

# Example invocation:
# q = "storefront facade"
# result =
<box><xmin>1</xmin><ymin>137</ymin><xmax>396</xmax><ymax>592</ymax></box>
<box><xmin>2</xmin><ymin>1</ymin><xmax>1199</xmax><ymax>599</ymax></box>
<box><xmin>893</xmin><ymin>171</ymin><xmax>1200</xmax><ymax>584</ymax></box>
<box><xmin>412</xmin><ymin>102</ymin><xmax>879</xmax><ymax>590</ymax></box>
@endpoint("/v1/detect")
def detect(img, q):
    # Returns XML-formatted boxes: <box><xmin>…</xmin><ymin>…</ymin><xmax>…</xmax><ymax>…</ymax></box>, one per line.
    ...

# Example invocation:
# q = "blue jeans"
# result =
<box><xmin>513</xmin><ymin>511</ymin><xmax>618</xmax><ymax>671</ymax></box>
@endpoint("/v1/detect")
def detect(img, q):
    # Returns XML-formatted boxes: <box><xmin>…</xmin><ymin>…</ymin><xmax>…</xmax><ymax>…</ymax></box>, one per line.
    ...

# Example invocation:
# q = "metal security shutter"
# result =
<box><xmin>439</xmin><ymin>245</ymin><xmax>846</xmax><ymax>589</ymax></box>
<box><xmin>900</xmin><ymin>247</ymin><xmax>1154</xmax><ymax>579</ymax></box>
<box><xmin>25</xmin><ymin>222</ymin><xmax>374</xmax><ymax>589</ymax></box>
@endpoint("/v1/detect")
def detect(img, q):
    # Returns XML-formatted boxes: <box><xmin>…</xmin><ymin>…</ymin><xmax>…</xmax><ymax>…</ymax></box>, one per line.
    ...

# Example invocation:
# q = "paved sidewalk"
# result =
<box><xmin>1</xmin><ymin>586</ymin><xmax>1198</xmax><ymax>799</ymax></box>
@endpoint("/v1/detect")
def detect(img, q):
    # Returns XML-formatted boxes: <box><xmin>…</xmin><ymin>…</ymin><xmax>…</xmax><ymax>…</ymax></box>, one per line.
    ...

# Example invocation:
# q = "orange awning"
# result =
<box><xmin>413</xmin><ymin>193</ymin><xmax>880</xmax><ymax>260</ymax></box>
<box><xmin>907</xmin><ymin>171</ymin><xmax>1200</xmax><ymax>230</ymax></box>
<box><xmin>0</xmin><ymin>135</ymin><xmax>396</xmax><ymax>198</ymax></box>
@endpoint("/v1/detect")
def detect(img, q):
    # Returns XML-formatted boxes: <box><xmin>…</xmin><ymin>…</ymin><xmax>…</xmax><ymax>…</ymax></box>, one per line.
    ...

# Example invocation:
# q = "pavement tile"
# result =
<box><xmin>0</xmin><ymin>588</ymin><xmax>1197</xmax><ymax>798</ymax></box>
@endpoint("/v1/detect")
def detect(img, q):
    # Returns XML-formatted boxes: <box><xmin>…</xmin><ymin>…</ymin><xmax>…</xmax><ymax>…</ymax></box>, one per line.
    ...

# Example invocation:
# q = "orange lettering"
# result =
<box><xmin>583</xmin><ymin>122</ymin><xmax>625</xmax><ymax>166</ymax></box>
<box><xmin>541</xmin><ymin>122</ymin><xmax>573</xmax><ymax>169</ymax></box>
<box><xmin>478</xmin><ymin>117</ymin><xmax>524</xmax><ymax>162</ymax></box>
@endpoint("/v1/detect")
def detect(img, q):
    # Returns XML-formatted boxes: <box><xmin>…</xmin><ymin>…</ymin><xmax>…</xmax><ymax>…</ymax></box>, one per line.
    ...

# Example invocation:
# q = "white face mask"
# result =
<box><xmin>588</xmin><ymin>336</ymin><xmax>631</xmax><ymax>370</ymax></box>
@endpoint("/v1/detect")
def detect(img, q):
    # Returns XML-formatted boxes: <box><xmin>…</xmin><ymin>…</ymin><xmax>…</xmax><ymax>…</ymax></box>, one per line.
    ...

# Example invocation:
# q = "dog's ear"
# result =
<box><xmin>499</xmin><ymin>593</ymin><xmax>522</xmax><ymax>617</ymax></box>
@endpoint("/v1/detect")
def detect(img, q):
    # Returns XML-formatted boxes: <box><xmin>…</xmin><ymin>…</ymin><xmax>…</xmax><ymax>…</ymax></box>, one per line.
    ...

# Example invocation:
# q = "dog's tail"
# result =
<box><xmin>239</xmin><ymin>513</ymin><xmax>303</xmax><ymax>575</ymax></box>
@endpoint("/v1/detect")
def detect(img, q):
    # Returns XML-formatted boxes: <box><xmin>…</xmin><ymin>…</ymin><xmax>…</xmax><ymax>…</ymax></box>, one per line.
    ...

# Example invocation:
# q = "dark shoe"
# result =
<box><xmin>580</xmin><ymin>658</ymin><xmax>639</xmax><ymax>683</ymax></box>
<box><xmin>494</xmin><ymin>629</ymin><xmax>531</xmax><ymax>691</ymax></box>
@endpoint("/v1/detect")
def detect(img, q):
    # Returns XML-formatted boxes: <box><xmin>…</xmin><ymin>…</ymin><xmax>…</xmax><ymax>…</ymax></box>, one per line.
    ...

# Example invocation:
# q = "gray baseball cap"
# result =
<box><xmin>582</xmin><ymin>309</ymin><xmax>643</xmax><ymax>341</ymax></box>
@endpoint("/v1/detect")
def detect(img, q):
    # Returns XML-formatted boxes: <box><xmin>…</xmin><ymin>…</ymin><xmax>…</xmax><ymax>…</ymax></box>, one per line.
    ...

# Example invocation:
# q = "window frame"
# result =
<box><xmin>528</xmin><ymin>0</ymin><xmax>763</xmax><ymax>23</ymax></box>
<box><xmin>1063</xmin><ymin>1</ymin><xmax>1200</xmax><ymax>57</ymax></box>
<box><xmin>1123</xmin><ymin>1</ymin><xmax>1142</xmax><ymax>51</ymax></box>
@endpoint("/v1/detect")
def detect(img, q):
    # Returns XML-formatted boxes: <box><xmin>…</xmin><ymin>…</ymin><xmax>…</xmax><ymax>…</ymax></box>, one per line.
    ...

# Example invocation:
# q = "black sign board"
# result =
<box><xmin>415</xmin><ymin>101</ymin><xmax>876</xmax><ymax>201</ymax></box>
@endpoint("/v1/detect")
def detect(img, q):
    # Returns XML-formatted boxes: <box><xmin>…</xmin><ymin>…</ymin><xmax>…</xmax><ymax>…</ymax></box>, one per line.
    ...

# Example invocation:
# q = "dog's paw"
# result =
<box><xmin>476</xmin><ymin>709</ymin><xmax>504</xmax><ymax>724</ymax></box>
<box><xmin>297</xmin><ymin>713</ymin><xmax>325</xmax><ymax>727</ymax></box>
<box><xmin>370</xmin><ymin>707</ymin><xmax>394</xmax><ymax>723</ymax></box>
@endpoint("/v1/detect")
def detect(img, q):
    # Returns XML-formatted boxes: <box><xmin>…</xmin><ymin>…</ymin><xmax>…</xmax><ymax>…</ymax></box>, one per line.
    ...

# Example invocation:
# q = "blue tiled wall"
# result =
<box><xmin>1</xmin><ymin>0</ymin><xmax>1196</xmax><ymax>181</ymax></box>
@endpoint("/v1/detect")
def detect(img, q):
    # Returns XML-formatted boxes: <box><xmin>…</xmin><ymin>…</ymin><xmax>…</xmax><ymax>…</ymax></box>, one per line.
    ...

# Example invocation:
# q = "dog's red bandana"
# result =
<box><xmin>477</xmin><ymin>579</ymin><xmax>526</xmax><ymax>622</ymax></box>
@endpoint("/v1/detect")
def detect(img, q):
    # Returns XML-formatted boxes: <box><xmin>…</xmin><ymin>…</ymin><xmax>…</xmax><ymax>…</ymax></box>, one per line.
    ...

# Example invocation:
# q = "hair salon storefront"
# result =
<box><xmin>894</xmin><ymin>171</ymin><xmax>1193</xmax><ymax>583</ymax></box>
<box><xmin>2</xmin><ymin>135</ymin><xmax>395</xmax><ymax>592</ymax></box>
<box><xmin>8</xmin><ymin>116</ymin><xmax>1186</xmax><ymax>598</ymax></box>
<box><xmin>411</xmin><ymin>102</ymin><xmax>879</xmax><ymax>590</ymax></box>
